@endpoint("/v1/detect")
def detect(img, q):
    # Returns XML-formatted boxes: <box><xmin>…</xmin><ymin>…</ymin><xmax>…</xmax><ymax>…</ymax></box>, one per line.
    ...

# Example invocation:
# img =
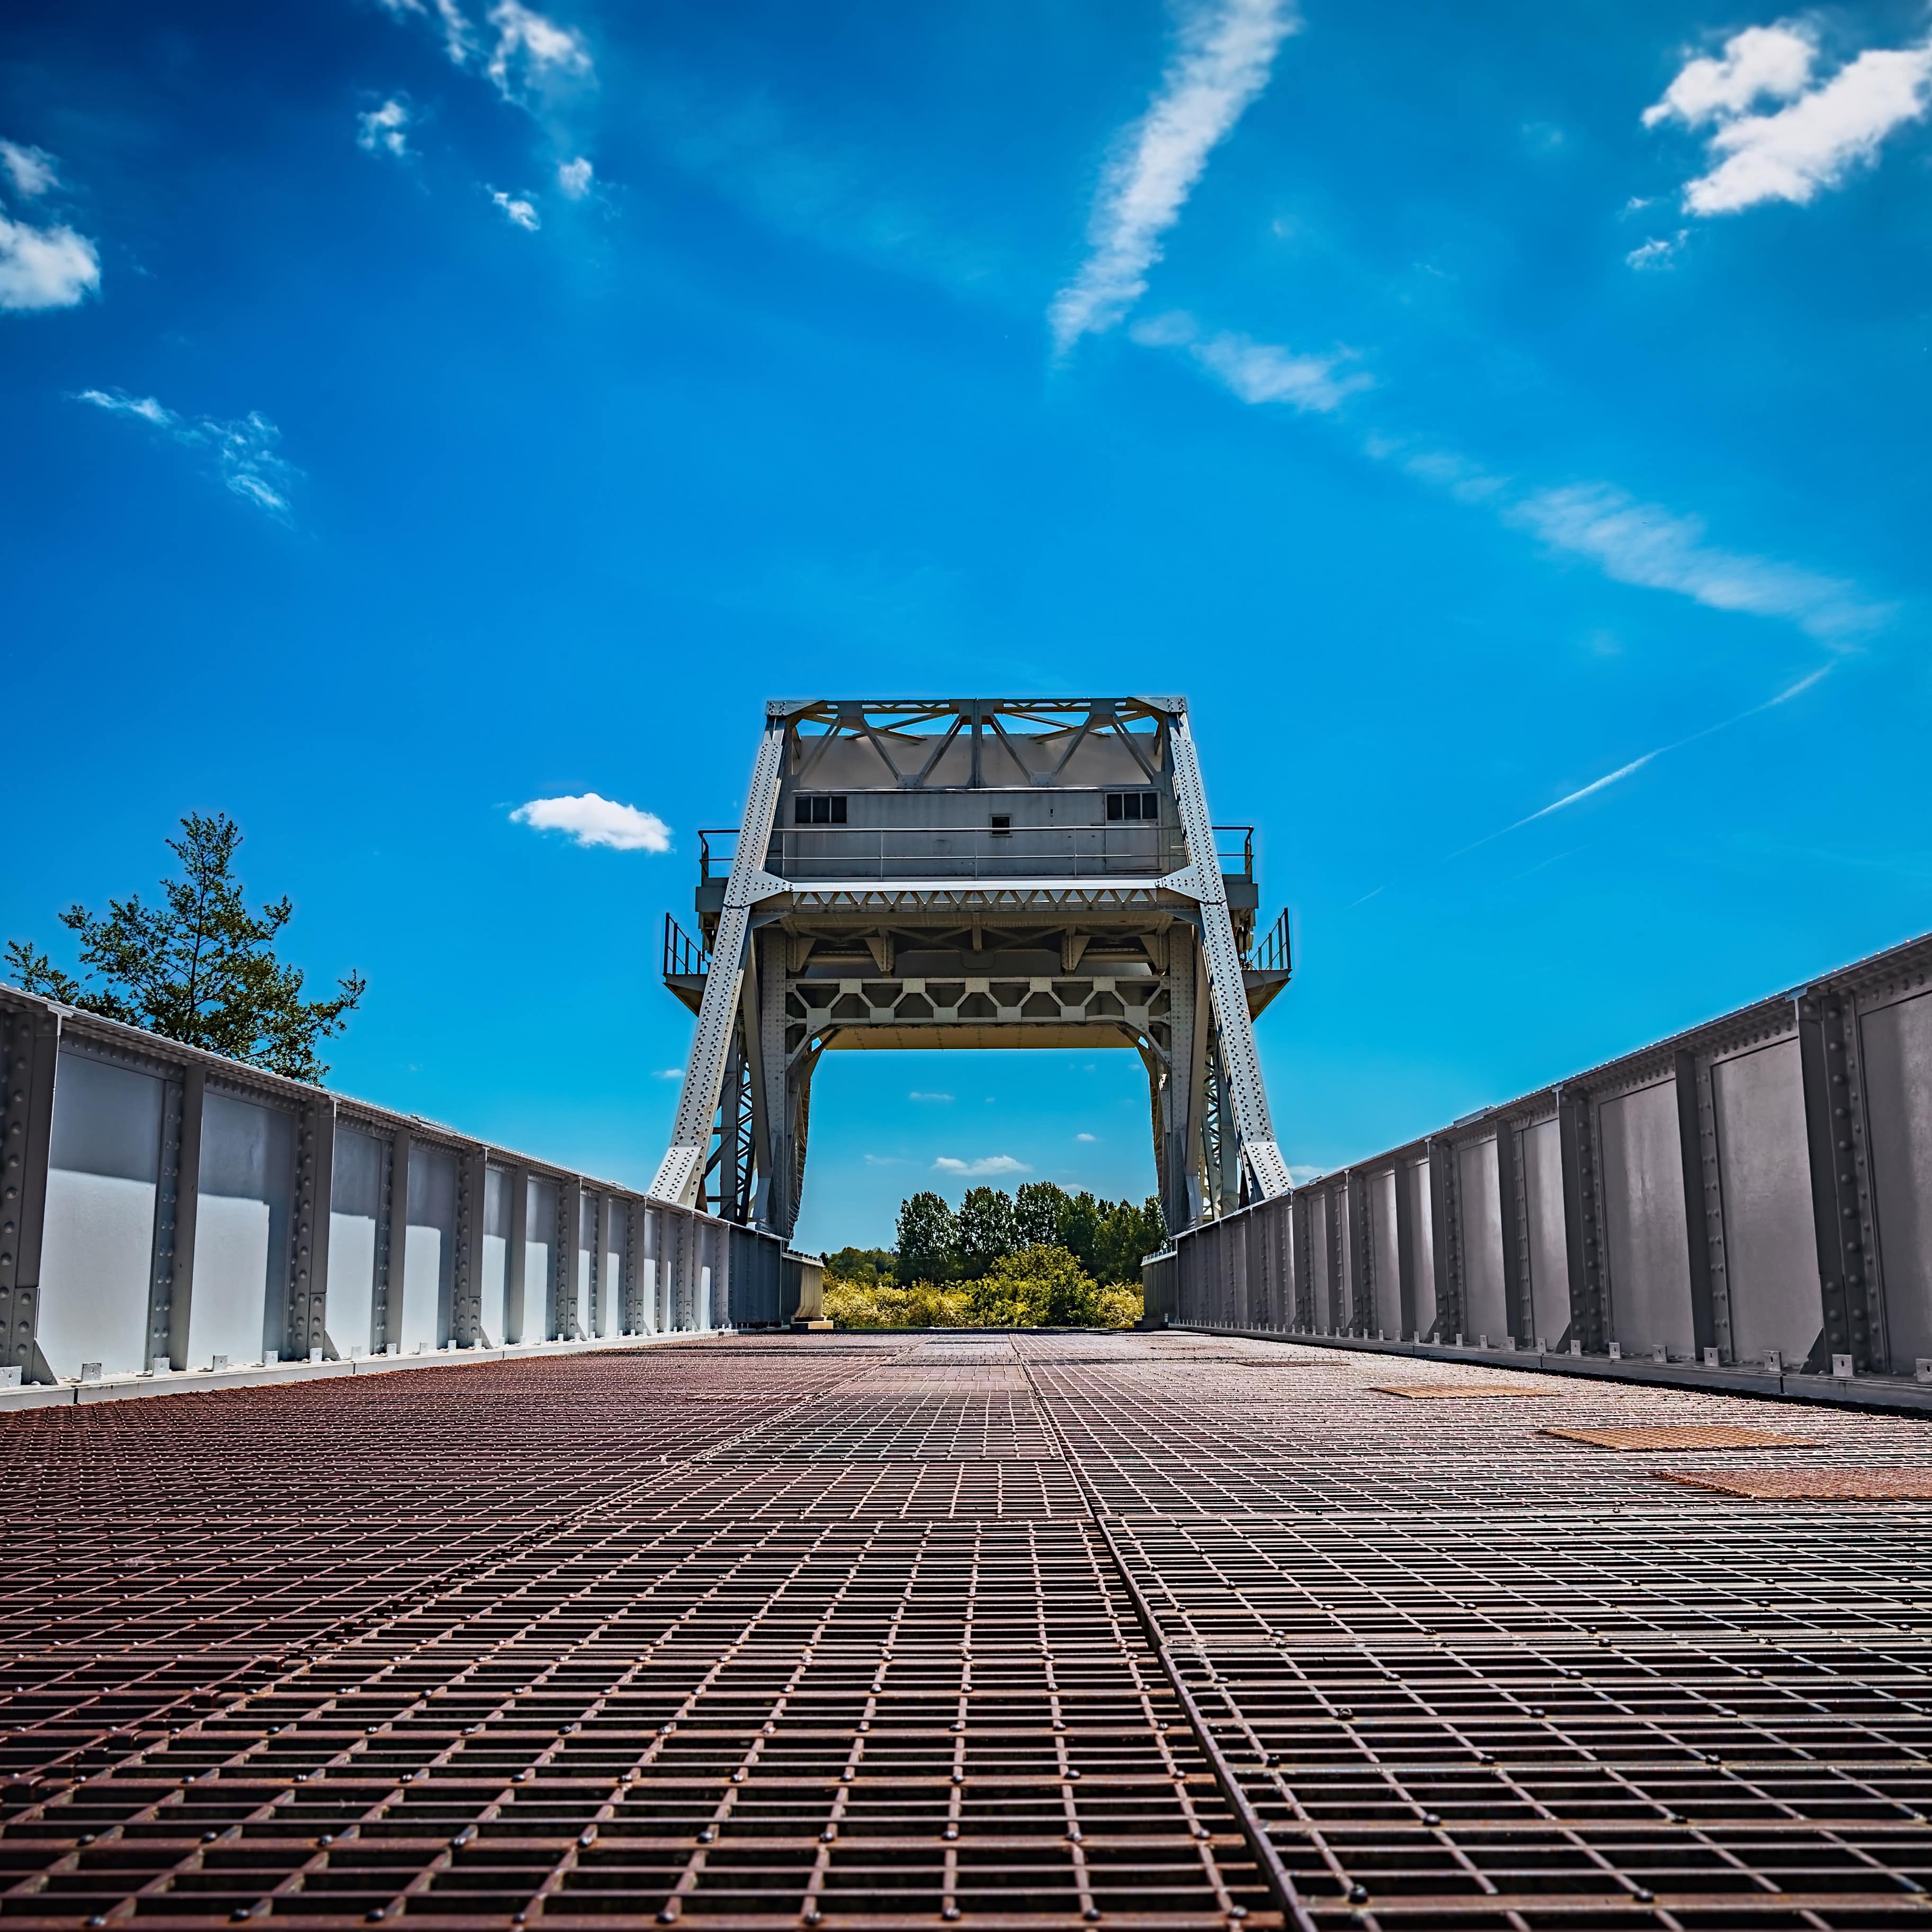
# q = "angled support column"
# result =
<box><xmin>651</xmin><ymin>714</ymin><xmax>790</xmax><ymax>1210</ymax></box>
<box><xmin>1163</xmin><ymin>705</ymin><xmax>1292</xmax><ymax>1202</ymax></box>
<box><xmin>0</xmin><ymin>1004</ymin><xmax>60</xmax><ymax>1383</ymax></box>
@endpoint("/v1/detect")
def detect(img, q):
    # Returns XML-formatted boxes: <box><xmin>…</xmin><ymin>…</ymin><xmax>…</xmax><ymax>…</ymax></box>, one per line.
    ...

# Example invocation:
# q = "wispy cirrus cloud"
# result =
<box><xmin>1508</xmin><ymin>482</ymin><xmax>1885</xmax><ymax>642</ymax></box>
<box><xmin>1050</xmin><ymin>0</ymin><xmax>1298</xmax><ymax>355</ymax></box>
<box><xmin>1643</xmin><ymin>20</ymin><xmax>1932</xmax><ymax>214</ymax></box>
<box><xmin>74</xmin><ymin>389</ymin><xmax>296</xmax><ymax>517</ymax></box>
<box><xmin>511</xmin><ymin>793</ymin><xmax>669</xmax><ymax>851</ymax></box>
<box><xmin>1131</xmin><ymin>309</ymin><xmax>1371</xmax><ymax>414</ymax></box>
<box><xmin>933</xmin><ymin>1155</ymin><xmax>1030</xmax><ymax>1178</ymax></box>
<box><xmin>378</xmin><ymin>0</ymin><xmax>592</xmax><ymax>105</ymax></box>
<box><xmin>1360</xmin><ymin>434</ymin><xmax>1886</xmax><ymax>643</ymax></box>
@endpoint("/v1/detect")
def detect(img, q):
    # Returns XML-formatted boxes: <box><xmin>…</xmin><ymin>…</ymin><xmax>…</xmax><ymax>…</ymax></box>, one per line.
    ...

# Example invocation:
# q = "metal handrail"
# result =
<box><xmin>663</xmin><ymin>911</ymin><xmax>708</xmax><ymax>979</ymax></box>
<box><xmin>1254</xmin><ymin>908</ymin><xmax>1292</xmax><ymax>976</ymax></box>
<box><xmin>697</xmin><ymin>821</ymin><xmax>1256</xmax><ymax>884</ymax></box>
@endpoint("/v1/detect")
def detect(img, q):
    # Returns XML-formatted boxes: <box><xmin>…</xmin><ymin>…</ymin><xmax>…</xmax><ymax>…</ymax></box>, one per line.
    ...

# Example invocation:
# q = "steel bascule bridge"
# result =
<box><xmin>650</xmin><ymin>695</ymin><xmax>1294</xmax><ymax>1243</ymax></box>
<box><xmin>7</xmin><ymin>695</ymin><xmax>1932</xmax><ymax>1928</ymax></box>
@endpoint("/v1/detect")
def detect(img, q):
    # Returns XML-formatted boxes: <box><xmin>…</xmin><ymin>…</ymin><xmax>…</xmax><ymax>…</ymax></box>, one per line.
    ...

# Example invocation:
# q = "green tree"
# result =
<box><xmin>1057</xmin><ymin>1189</ymin><xmax>1102</xmax><ymax>1275</ymax></box>
<box><xmin>1093</xmin><ymin>1195</ymin><xmax>1167</xmax><ymax>1284</ymax></box>
<box><xmin>894</xmin><ymin>1192</ymin><xmax>958</xmax><ymax>1283</ymax></box>
<box><xmin>823</xmin><ymin>1245</ymin><xmax>896</xmax><ymax>1289</ymax></box>
<box><xmin>5</xmin><ymin>812</ymin><xmax>366</xmax><ymax>1083</ymax></box>
<box><xmin>968</xmin><ymin>1244</ymin><xmax>1101</xmax><ymax>1327</ymax></box>
<box><xmin>1014</xmin><ymin>1180</ymin><xmax>1071</xmax><ymax>1247</ymax></box>
<box><xmin>954</xmin><ymin>1185</ymin><xmax>1017</xmax><ymax>1276</ymax></box>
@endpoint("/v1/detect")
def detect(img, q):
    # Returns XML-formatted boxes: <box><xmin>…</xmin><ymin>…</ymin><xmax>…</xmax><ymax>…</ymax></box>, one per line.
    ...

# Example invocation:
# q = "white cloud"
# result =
<box><xmin>1643</xmin><ymin>23</ymin><xmax>1816</xmax><ymax>128</ymax></box>
<box><xmin>0</xmin><ymin>139</ymin><xmax>57</xmax><ymax>198</ymax></box>
<box><xmin>357</xmin><ymin>99</ymin><xmax>412</xmax><ymax>159</ymax></box>
<box><xmin>1286</xmin><ymin>1164</ymin><xmax>1322</xmax><ymax>1185</ymax></box>
<box><xmin>511</xmin><ymin>792</ymin><xmax>670</xmax><ymax>851</ymax></box>
<box><xmin>1508</xmin><ymin>482</ymin><xmax>1884</xmax><ymax>641</ymax></box>
<box><xmin>1132</xmin><ymin>309</ymin><xmax>1371</xmax><ymax>413</ymax></box>
<box><xmin>1050</xmin><ymin>0</ymin><xmax>1298</xmax><ymax>354</ymax></box>
<box><xmin>1644</xmin><ymin>22</ymin><xmax>1932</xmax><ymax>214</ymax></box>
<box><xmin>1075</xmin><ymin>1132</ymin><xmax>1098</xmax><ymax>1143</ymax></box>
<box><xmin>491</xmin><ymin>189</ymin><xmax>540</xmax><ymax>230</ymax></box>
<box><xmin>486</xmin><ymin>1</ymin><xmax>593</xmax><ymax>101</ymax></box>
<box><xmin>74</xmin><ymin>389</ymin><xmax>296</xmax><ymax>517</ymax></box>
<box><xmin>908</xmin><ymin>1091</ymin><xmax>954</xmax><ymax>1103</ymax></box>
<box><xmin>0</xmin><ymin>210</ymin><xmax>100</xmax><ymax>311</ymax></box>
<box><xmin>1625</xmin><ymin>231</ymin><xmax>1685</xmax><ymax>269</ymax></box>
<box><xmin>653</xmin><ymin>1067</ymin><xmax>684</xmax><ymax>1080</ymax></box>
<box><xmin>557</xmin><ymin>156</ymin><xmax>593</xmax><ymax>198</ymax></box>
<box><xmin>933</xmin><ymin>1155</ymin><xmax>1031</xmax><ymax>1177</ymax></box>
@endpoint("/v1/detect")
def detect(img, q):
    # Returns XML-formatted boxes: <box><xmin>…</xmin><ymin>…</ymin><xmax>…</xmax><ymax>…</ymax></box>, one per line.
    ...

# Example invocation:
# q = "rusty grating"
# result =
<box><xmin>1656</xmin><ymin>1468</ymin><xmax>1932</xmax><ymax>1499</ymax></box>
<box><xmin>1542</xmin><ymin>1426</ymin><xmax>1822</xmax><ymax>1452</ymax></box>
<box><xmin>1368</xmin><ymin>1384</ymin><xmax>1566</xmax><ymax>1401</ymax></box>
<box><xmin>3</xmin><ymin>1335</ymin><xmax>1932</xmax><ymax>1927</ymax></box>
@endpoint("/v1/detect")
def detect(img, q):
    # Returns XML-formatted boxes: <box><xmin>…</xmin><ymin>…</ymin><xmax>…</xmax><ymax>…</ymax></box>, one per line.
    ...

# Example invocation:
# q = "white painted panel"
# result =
<box><xmin>1371</xmin><ymin>1169</ymin><xmax>1400</xmax><ymax>1336</ymax></box>
<box><xmin>399</xmin><ymin>1146</ymin><xmax>457</xmax><ymax>1350</ymax></box>
<box><xmin>326</xmin><ymin>1127</ymin><xmax>382</xmax><ymax>1356</ymax></box>
<box><xmin>479</xmin><ymin>1166</ymin><xmax>511</xmax><ymax>1346</ymax></box>
<box><xmin>1408</xmin><ymin>1160</ymin><xmax>1436</xmax><ymax>1339</ymax></box>
<box><xmin>189</xmin><ymin>1091</ymin><xmax>292</xmax><ymax>1370</ymax></box>
<box><xmin>1599</xmin><ymin>1080</ymin><xmax>1693</xmax><ymax>1357</ymax></box>
<box><xmin>1712</xmin><ymin>1038</ymin><xmax>1821</xmax><ymax>1368</ymax></box>
<box><xmin>521</xmin><ymin>1176</ymin><xmax>557</xmax><ymax>1341</ymax></box>
<box><xmin>38</xmin><ymin>1052</ymin><xmax>162</xmax><ymax>1379</ymax></box>
<box><xmin>1458</xmin><ymin>1139</ymin><xmax>1507</xmax><ymax>1343</ymax></box>
<box><xmin>1862</xmin><ymin>991</ymin><xmax>1932</xmax><ymax>1373</ymax></box>
<box><xmin>1522</xmin><ymin>1119</ymin><xmax>1570</xmax><ymax>1345</ymax></box>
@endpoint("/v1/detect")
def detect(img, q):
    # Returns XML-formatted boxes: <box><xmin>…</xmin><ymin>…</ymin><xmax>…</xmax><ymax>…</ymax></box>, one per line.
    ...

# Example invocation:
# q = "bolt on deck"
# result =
<box><xmin>2</xmin><ymin>1335</ymin><xmax>1930</xmax><ymax>1928</ymax></box>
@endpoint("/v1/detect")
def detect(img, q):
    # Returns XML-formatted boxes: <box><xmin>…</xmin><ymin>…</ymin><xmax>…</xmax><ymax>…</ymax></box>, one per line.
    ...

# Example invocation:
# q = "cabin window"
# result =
<box><xmin>990</xmin><ymin>814</ymin><xmax>1012</xmax><ymax>836</ymax></box>
<box><xmin>793</xmin><ymin>794</ymin><xmax>847</xmax><ymax>825</ymax></box>
<box><xmin>1106</xmin><ymin>791</ymin><xmax>1158</xmax><ymax>822</ymax></box>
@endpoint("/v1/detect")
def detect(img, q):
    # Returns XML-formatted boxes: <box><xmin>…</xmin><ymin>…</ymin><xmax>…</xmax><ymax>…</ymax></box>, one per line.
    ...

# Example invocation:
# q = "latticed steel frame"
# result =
<box><xmin>648</xmin><ymin>699</ymin><xmax>1291</xmax><ymax>1238</ymax></box>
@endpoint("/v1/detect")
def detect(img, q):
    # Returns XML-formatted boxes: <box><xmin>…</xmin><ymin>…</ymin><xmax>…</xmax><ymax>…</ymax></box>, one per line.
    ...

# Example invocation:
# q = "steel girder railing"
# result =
<box><xmin>1149</xmin><ymin>926</ymin><xmax>1932</xmax><ymax>1403</ymax></box>
<box><xmin>0</xmin><ymin>986</ymin><xmax>805</xmax><ymax>1394</ymax></box>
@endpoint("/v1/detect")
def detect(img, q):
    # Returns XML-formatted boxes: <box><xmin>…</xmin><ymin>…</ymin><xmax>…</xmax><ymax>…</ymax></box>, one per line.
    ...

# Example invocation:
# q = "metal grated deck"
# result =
<box><xmin>3</xmin><ymin>1335</ymin><xmax>1932</xmax><ymax>1929</ymax></box>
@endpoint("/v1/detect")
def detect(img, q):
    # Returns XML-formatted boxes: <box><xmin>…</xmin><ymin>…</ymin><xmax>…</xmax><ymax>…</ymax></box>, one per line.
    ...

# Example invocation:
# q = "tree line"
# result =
<box><xmin>825</xmin><ymin>1181</ymin><xmax>1166</xmax><ymax>1289</ymax></box>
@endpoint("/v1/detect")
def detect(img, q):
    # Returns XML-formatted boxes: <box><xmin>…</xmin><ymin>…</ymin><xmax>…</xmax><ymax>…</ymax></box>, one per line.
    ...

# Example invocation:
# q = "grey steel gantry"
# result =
<box><xmin>648</xmin><ymin>697</ymin><xmax>1294</xmax><ymax>1240</ymax></box>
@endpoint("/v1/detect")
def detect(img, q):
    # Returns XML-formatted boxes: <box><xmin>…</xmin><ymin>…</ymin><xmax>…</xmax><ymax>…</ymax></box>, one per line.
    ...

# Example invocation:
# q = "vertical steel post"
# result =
<box><xmin>1556</xmin><ymin>1089</ymin><xmax>1605</xmax><ymax>1354</ymax></box>
<box><xmin>452</xmin><ymin>1144</ymin><xmax>485</xmax><ymax>1347</ymax></box>
<box><xmin>379</xmin><ymin>1128</ymin><xmax>408</xmax><ymax>1352</ymax></box>
<box><xmin>1673</xmin><ymin>1050</ymin><xmax>1723</xmax><ymax>1362</ymax></box>
<box><xmin>0</xmin><ymin>1004</ymin><xmax>59</xmax><ymax>1382</ymax></box>
<box><xmin>1427</xmin><ymin>1139</ymin><xmax>1460</xmax><ymax>1342</ymax></box>
<box><xmin>1796</xmin><ymin>990</ymin><xmax>1885</xmax><ymax>1373</ymax></box>
<box><xmin>165</xmin><ymin>1066</ymin><xmax>206</xmax><ymax>1374</ymax></box>
<box><xmin>289</xmin><ymin>1095</ymin><xmax>335</xmax><ymax>1360</ymax></box>
<box><xmin>1496</xmin><ymin>1125</ymin><xmax>1529</xmax><ymax>1345</ymax></box>
<box><xmin>505</xmin><ymin>1166</ymin><xmax>529</xmax><ymax>1343</ymax></box>
<box><xmin>1393</xmin><ymin>1156</ymin><xmax>1418</xmax><ymax>1340</ymax></box>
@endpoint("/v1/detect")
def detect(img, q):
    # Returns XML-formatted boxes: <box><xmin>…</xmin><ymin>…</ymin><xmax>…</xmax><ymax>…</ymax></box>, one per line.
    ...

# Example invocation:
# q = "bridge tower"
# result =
<box><xmin>649</xmin><ymin>697</ymin><xmax>1293</xmax><ymax>1240</ymax></box>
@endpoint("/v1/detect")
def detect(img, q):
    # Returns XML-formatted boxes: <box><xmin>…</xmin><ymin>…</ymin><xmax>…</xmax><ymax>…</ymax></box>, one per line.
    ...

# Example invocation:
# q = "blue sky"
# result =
<box><xmin>4</xmin><ymin>0</ymin><xmax>1929</xmax><ymax>1249</ymax></box>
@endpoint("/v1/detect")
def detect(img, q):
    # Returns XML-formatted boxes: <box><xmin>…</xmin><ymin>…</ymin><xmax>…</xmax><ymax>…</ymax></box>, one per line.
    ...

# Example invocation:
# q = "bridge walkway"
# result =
<box><xmin>0</xmin><ymin>1335</ymin><xmax>1927</xmax><ymax>1927</ymax></box>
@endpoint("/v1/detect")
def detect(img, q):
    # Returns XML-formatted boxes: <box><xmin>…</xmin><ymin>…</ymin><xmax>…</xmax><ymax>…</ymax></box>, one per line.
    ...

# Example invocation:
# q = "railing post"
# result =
<box><xmin>452</xmin><ymin>1144</ymin><xmax>485</xmax><ymax>1347</ymax></box>
<box><xmin>378</xmin><ymin>1128</ymin><xmax>408</xmax><ymax>1353</ymax></box>
<box><xmin>1346</xmin><ymin>1171</ymin><xmax>1371</xmax><ymax>1333</ymax></box>
<box><xmin>0</xmin><ymin>1003</ymin><xmax>60</xmax><ymax>1383</ymax></box>
<box><xmin>1674</xmin><ymin>1049</ymin><xmax>1727</xmax><ymax>1363</ymax></box>
<box><xmin>1796</xmin><ymin>990</ymin><xmax>1885</xmax><ymax>1373</ymax></box>
<box><xmin>1557</xmin><ymin>1088</ymin><xmax>1605</xmax><ymax>1353</ymax></box>
<box><xmin>1427</xmin><ymin>1138</ymin><xmax>1460</xmax><ymax>1342</ymax></box>
<box><xmin>289</xmin><ymin>1094</ymin><xmax>335</xmax><ymax>1360</ymax></box>
<box><xmin>553</xmin><ymin>1182</ymin><xmax>576</xmax><ymax>1338</ymax></box>
<box><xmin>505</xmin><ymin>1166</ymin><xmax>529</xmax><ymax>1343</ymax></box>
<box><xmin>1497</xmin><ymin>1124</ymin><xmax>1529</xmax><ymax>1346</ymax></box>
<box><xmin>1393</xmin><ymin>1156</ymin><xmax>1418</xmax><ymax>1340</ymax></box>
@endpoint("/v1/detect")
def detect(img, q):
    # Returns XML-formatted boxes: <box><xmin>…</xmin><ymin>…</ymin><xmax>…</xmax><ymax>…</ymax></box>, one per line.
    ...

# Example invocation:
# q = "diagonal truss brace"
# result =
<box><xmin>1164</xmin><ymin>703</ymin><xmax>1293</xmax><ymax>1203</ymax></box>
<box><xmin>649</xmin><ymin>718</ymin><xmax>790</xmax><ymax>1209</ymax></box>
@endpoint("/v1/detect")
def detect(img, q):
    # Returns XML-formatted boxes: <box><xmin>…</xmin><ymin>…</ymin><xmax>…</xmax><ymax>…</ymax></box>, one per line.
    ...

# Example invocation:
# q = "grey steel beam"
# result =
<box><xmin>289</xmin><ymin>1095</ymin><xmax>334</xmax><ymax>1361</ymax></box>
<box><xmin>505</xmin><ymin>1166</ymin><xmax>529</xmax><ymax>1344</ymax></box>
<box><xmin>0</xmin><ymin>1004</ymin><xmax>58</xmax><ymax>1383</ymax></box>
<box><xmin>1164</xmin><ymin>706</ymin><xmax>1291</xmax><ymax>1202</ymax></box>
<box><xmin>166</xmin><ymin>1066</ymin><xmax>206</xmax><ymax>1375</ymax></box>
<box><xmin>145</xmin><ymin>1075</ymin><xmax>187</xmax><ymax>1373</ymax></box>
<box><xmin>1427</xmin><ymin>1138</ymin><xmax>1460</xmax><ymax>1343</ymax></box>
<box><xmin>1497</xmin><ymin>1125</ymin><xmax>1529</xmax><ymax>1346</ymax></box>
<box><xmin>1674</xmin><ymin>1049</ymin><xmax>1723</xmax><ymax>1363</ymax></box>
<box><xmin>378</xmin><ymin>1129</ymin><xmax>406</xmax><ymax>1354</ymax></box>
<box><xmin>1796</xmin><ymin>989</ymin><xmax>1884</xmax><ymax>1374</ymax></box>
<box><xmin>1557</xmin><ymin>1090</ymin><xmax>1606</xmax><ymax>1354</ymax></box>
<box><xmin>651</xmin><ymin>716</ymin><xmax>789</xmax><ymax>1209</ymax></box>
<box><xmin>451</xmin><ymin>1144</ymin><xmax>485</xmax><ymax>1348</ymax></box>
<box><xmin>1393</xmin><ymin>1156</ymin><xmax>1419</xmax><ymax>1340</ymax></box>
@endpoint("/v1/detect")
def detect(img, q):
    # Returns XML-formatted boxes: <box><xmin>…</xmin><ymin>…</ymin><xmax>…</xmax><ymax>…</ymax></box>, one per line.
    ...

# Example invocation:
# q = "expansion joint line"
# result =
<box><xmin>1016</xmin><ymin>1355</ymin><xmax>1318</xmax><ymax>1932</ymax></box>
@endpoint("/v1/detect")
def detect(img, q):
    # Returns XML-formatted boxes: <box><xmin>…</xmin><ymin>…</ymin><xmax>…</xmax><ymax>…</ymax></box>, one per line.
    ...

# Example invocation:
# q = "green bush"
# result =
<box><xmin>822</xmin><ymin>1244</ymin><xmax>1143</xmax><ymax>1331</ymax></box>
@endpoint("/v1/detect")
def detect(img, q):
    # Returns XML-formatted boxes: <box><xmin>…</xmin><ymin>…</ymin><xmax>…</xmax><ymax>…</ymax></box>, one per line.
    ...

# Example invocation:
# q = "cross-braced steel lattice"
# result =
<box><xmin>650</xmin><ymin>699</ymin><xmax>1294</xmax><ymax>1239</ymax></box>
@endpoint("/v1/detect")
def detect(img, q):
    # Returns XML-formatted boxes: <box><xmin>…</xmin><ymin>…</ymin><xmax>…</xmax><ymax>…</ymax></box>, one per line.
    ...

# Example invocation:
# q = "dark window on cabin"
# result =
<box><xmin>990</xmin><ymin>814</ymin><xmax>1012</xmax><ymax>836</ymax></box>
<box><xmin>793</xmin><ymin>795</ymin><xmax>847</xmax><ymax>825</ymax></box>
<box><xmin>1106</xmin><ymin>791</ymin><xmax>1158</xmax><ymax>822</ymax></box>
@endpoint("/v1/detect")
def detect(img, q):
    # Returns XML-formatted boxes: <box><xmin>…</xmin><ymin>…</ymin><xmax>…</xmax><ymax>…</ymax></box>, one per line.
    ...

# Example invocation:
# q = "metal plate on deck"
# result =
<box><xmin>1371</xmin><ymin>1382</ymin><xmax>1567</xmax><ymax>1399</ymax></box>
<box><xmin>1544</xmin><ymin>1425</ymin><xmax>1821</xmax><ymax>1450</ymax></box>
<box><xmin>1656</xmin><ymin>1467</ymin><xmax>1932</xmax><ymax>1498</ymax></box>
